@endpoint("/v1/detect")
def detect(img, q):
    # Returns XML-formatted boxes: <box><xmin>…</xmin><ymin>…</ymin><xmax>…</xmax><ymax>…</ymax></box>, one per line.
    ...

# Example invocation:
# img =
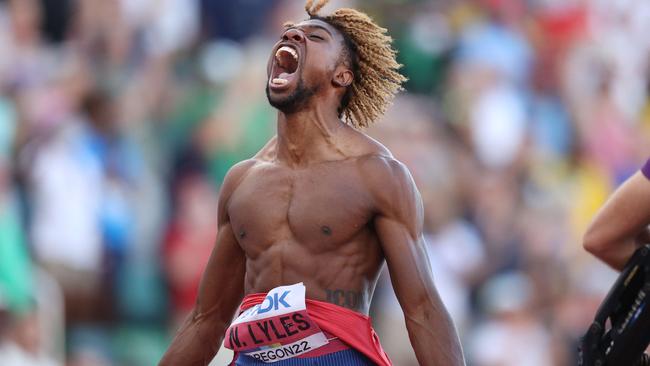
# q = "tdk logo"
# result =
<box><xmin>259</xmin><ymin>291</ymin><xmax>291</xmax><ymax>314</ymax></box>
<box><xmin>241</xmin><ymin>290</ymin><xmax>292</xmax><ymax>319</ymax></box>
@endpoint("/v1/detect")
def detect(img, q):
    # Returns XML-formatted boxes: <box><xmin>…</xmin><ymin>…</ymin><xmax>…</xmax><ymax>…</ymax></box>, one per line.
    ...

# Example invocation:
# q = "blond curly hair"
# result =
<box><xmin>295</xmin><ymin>0</ymin><xmax>407</xmax><ymax>128</ymax></box>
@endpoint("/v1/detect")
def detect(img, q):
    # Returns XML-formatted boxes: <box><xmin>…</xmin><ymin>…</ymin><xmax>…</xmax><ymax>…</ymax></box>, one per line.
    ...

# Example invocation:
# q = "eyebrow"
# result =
<box><xmin>287</xmin><ymin>24</ymin><xmax>333</xmax><ymax>38</ymax></box>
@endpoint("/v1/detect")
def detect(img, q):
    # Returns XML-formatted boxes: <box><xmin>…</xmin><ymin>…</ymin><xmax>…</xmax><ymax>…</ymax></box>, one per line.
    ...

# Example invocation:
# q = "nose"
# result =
<box><xmin>282</xmin><ymin>28</ymin><xmax>304</xmax><ymax>43</ymax></box>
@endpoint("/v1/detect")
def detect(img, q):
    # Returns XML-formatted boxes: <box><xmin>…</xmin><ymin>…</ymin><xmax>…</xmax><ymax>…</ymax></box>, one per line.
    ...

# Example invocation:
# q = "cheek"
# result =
<box><xmin>304</xmin><ymin>49</ymin><xmax>337</xmax><ymax>79</ymax></box>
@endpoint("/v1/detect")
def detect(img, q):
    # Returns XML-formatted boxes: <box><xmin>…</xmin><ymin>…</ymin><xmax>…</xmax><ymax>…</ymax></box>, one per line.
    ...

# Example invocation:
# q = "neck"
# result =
<box><xmin>276</xmin><ymin>104</ymin><xmax>345</xmax><ymax>167</ymax></box>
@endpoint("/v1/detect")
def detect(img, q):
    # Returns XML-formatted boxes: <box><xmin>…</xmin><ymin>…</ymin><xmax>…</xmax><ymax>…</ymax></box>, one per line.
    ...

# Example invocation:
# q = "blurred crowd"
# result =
<box><xmin>0</xmin><ymin>0</ymin><xmax>649</xmax><ymax>365</ymax></box>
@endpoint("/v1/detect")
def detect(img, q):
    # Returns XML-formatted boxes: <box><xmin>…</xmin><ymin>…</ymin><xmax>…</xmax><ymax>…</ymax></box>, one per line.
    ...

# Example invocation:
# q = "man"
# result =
<box><xmin>583</xmin><ymin>160</ymin><xmax>650</xmax><ymax>270</ymax></box>
<box><xmin>160</xmin><ymin>1</ymin><xmax>465</xmax><ymax>365</ymax></box>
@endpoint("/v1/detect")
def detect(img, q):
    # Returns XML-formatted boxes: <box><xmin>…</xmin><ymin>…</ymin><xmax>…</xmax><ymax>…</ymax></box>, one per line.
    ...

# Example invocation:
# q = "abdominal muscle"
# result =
<box><xmin>241</xmin><ymin>238</ymin><xmax>384</xmax><ymax>315</ymax></box>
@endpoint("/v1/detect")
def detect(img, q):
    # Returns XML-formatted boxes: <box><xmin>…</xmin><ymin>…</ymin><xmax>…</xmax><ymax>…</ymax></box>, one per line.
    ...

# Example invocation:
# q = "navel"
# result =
<box><xmin>321</xmin><ymin>226</ymin><xmax>332</xmax><ymax>236</ymax></box>
<box><xmin>239</xmin><ymin>230</ymin><xmax>247</xmax><ymax>239</ymax></box>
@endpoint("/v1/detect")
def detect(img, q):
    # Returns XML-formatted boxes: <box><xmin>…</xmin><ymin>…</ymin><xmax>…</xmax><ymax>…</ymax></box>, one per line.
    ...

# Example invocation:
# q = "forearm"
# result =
<box><xmin>404</xmin><ymin>307</ymin><xmax>465</xmax><ymax>366</ymax></box>
<box><xmin>586</xmin><ymin>237</ymin><xmax>638</xmax><ymax>271</ymax></box>
<box><xmin>159</xmin><ymin>309</ymin><xmax>229</xmax><ymax>366</ymax></box>
<box><xmin>583</xmin><ymin>171</ymin><xmax>650</xmax><ymax>270</ymax></box>
<box><xmin>585</xmin><ymin>221</ymin><xmax>650</xmax><ymax>271</ymax></box>
<box><xmin>601</xmin><ymin>227</ymin><xmax>650</xmax><ymax>269</ymax></box>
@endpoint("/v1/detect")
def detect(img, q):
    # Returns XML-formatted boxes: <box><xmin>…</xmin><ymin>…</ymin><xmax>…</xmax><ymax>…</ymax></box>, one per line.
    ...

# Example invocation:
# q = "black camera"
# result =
<box><xmin>579</xmin><ymin>245</ymin><xmax>650</xmax><ymax>366</ymax></box>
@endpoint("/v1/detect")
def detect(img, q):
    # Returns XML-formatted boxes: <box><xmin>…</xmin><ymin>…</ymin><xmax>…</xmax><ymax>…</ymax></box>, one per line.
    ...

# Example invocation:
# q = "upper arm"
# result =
<box><xmin>193</xmin><ymin>160</ymin><xmax>256</xmax><ymax>321</ymax></box>
<box><xmin>584</xmin><ymin>171</ymin><xmax>650</xmax><ymax>251</ymax></box>
<box><xmin>159</xmin><ymin>161</ymin><xmax>257</xmax><ymax>365</ymax></box>
<box><xmin>364</xmin><ymin>157</ymin><xmax>439</xmax><ymax>315</ymax></box>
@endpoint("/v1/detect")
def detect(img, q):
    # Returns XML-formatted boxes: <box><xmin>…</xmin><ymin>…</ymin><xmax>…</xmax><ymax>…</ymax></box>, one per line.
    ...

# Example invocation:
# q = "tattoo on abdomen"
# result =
<box><xmin>325</xmin><ymin>289</ymin><xmax>362</xmax><ymax>309</ymax></box>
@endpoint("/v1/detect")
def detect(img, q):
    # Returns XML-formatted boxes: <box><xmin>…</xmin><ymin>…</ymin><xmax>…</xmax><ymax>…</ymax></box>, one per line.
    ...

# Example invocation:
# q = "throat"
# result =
<box><xmin>276</xmin><ymin>109</ymin><xmax>347</xmax><ymax>166</ymax></box>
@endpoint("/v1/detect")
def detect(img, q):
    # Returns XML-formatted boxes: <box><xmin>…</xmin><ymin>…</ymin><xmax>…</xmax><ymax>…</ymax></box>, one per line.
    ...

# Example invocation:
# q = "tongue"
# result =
<box><xmin>279</xmin><ymin>72</ymin><xmax>293</xmax><ymax>80</ymax></box>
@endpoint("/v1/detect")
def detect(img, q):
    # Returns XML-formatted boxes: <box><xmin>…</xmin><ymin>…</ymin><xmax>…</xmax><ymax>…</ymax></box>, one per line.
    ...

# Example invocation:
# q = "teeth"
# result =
<box><xmin>275</xmin><ymin>46</ymin><xmax>298</xmax><ymax>61</ymax></box>
<box><xmin>272</xmin><ymin>78</ymin><xmax>288</xmax><ymax>85</ymax></box>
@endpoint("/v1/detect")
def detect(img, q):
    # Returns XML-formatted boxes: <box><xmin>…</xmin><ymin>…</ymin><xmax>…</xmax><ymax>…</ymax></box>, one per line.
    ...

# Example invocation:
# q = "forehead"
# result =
<box><xmin>290</xmin><ymin>19</ymin><xmax>344</xmax><ymax>41</ymax></box>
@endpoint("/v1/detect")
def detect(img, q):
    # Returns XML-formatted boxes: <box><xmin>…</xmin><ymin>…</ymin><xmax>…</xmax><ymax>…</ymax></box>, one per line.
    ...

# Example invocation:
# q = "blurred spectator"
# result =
<box><xmin>469</xmin><ymin>272</ymin><xmax>552</xmax><ymax>366</ymax></box>
<box><xmin>0</xmin><ymin>311</ymin><xmax>58</xmax><ymax>366</ymax></box>
<box><xmin>28</xmin><ymin>88</ymin><xmax>111</xmax><ymax>324</ymax></box>
<box><xmin>164</xmin><ymin>166</ymin><xmax>217</xmax><ymax>325</ymax></box>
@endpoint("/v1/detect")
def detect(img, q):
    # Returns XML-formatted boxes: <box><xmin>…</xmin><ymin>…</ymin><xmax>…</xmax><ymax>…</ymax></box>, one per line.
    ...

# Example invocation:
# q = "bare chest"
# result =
<box><xmin>227</xmin><ymin>162</ymin><xmax>374</xmax><ymax>254</ymax></box>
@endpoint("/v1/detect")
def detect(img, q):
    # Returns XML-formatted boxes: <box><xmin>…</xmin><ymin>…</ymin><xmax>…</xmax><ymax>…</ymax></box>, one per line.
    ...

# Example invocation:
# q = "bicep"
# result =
<box><xmin>375</xmin><ymin>216</ymin><xmax>441</xmax><ymax>314</ymax></box>
<box><xmin>370</xmin><ymin>158</ymin><xmax>442</xmax><ymax>313</ymax></box>
<box><xmin>193</xmin><ymin>162</ymin><xmax>253</xmax><ymax>320</ymax></box>
<box><xmin>194</xmin><ymin>221</ymin><xmax>246</xmax><ymax>321</ymax></box>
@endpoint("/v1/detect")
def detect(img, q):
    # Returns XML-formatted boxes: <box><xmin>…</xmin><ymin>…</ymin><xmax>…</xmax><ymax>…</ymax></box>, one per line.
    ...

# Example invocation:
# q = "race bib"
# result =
<box><xmin>224</xmin><ymin>283</ymin><xmax>329</xmax><ymax>363</ymax></box>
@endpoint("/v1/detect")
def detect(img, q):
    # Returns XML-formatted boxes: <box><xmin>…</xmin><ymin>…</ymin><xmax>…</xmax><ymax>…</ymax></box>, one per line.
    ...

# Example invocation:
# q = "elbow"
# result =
<box><xmin>402</xmin><ymin>295</ymin><xmax>449</xmax><ymax>328</ymax></box>
<box><xmin>582</xmin><ymin>228</ymin><xmax>609</xmax><ymax>258</ymax></box>
<box><xmin>402</xmin><ymin>294</ymin><xmax>430</xmax><ymax>320</ymax></box>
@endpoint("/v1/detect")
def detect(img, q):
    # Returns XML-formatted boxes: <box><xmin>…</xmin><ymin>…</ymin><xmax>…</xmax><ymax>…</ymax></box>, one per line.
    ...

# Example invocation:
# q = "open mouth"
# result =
<box><xmin>270</xmin><ymin>45</ymin><xmax>299</xmax><ymax>89</ymax></box>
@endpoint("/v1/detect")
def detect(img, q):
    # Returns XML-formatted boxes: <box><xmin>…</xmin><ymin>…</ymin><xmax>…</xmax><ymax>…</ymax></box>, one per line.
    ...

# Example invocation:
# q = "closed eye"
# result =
<box><xmin>309</xmin><ymin>34</ymin><xmax>324</xmax><ymax>41</ymax></box>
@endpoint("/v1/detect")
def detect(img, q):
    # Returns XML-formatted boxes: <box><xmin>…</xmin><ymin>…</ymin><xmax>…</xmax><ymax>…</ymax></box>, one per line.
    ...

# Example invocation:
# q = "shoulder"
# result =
<box><xmin>342</xmin><ymin>127</ymin><xmax>412</xmax><ymax>187</ymax></box>
<box><xmin>338</xmin><ymin>127</ymin><xmax>413</xmax><ymax>188</ymax></box>
<box><xmin>344</xmin><ymin>127</ymin><xmax>392</xmax><ymax>159</ymax></box>
<box><xmin>222</xmin><ymin>136</ymin><xmax>278</xmax><ymax>189</ymax></box>
<box><xmin>217</xmin><ymin>158</ymin><xmax>258</xmax><ymax>223</ymax></box>
<box><xmin>354</xmin><ymin>146</ymin><xmax>421</xmax><ymax>213</ymax></box>
<box><xmin>358</xmin><ymin>153</ymin><xmax>423</xmax><ymax>233</ymax></box>
<box><xmin>219</xmin><ymin>159</ymin><xmax>257</xmax><ymax>203</ymax></box>
<box><xmin>356</xmin><ymin>149</ymin><xmax>413</xmax><ymax>193</ymax></box>
<box><xmin>220</xmin><ymin>136</ymin><xmax>280</xmax><ymax>202</ymax></box>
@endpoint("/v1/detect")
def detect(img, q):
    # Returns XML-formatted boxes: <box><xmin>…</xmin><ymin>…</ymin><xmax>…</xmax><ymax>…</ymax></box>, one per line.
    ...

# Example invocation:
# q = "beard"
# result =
<box><xmin>266</xmin><ymin>76</ymin><xmax>319</xmax><ymax>114</ymax></box>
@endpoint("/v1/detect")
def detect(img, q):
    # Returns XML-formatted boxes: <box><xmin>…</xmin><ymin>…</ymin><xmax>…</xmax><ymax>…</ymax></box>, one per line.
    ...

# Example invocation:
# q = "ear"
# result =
<box><xmin>332</xmin><ymin>66</ymin><xmax>354</xmax><ymax>87</ymax></box>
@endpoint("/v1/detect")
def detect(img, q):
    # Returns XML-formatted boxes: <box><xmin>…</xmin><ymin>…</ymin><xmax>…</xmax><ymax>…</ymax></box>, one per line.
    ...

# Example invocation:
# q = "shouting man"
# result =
<box><xmin>160</xmin><ymin>1</ymin><xmax>465</xmax><ymax>365</ymax></box>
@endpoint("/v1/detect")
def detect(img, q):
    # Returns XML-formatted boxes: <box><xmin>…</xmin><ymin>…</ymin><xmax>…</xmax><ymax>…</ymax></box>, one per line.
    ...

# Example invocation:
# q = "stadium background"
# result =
<box><xmin>0</xmin><ymin>0</ymin><xmax>649</xmax><ymax>365</ymax></box>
